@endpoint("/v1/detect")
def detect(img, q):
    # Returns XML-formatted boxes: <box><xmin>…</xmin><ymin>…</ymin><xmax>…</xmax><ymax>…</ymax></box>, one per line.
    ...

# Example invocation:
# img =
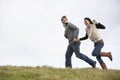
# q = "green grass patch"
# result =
<box><xmin>0</xmin><ymin>66</ymin><xmax>120</xmax><ymax>80</ymax></box>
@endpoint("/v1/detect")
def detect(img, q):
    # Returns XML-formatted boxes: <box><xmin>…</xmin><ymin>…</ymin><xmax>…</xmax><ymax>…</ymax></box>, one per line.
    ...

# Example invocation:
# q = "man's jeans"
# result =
<box><xmin>65</xmin><ymin>42</ymin><xmax>94</xmax><ymax>67</ymax></box>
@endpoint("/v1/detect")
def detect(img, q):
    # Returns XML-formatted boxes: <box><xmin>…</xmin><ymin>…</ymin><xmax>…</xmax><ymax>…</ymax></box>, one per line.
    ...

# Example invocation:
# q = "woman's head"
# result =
<box><xmin>84</xmin><ymin>17</ymin><xmax>93</xmax><ymax>27</ymax></box>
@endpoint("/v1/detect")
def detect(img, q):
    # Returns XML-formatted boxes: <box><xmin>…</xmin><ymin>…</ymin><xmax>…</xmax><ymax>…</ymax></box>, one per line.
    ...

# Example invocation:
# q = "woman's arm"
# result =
<box><xmin>93</xmin><ymin>20</ymin><xmax>106</xmax><ymax>29</ymax></box>
<box><xmin>96</xmin><ymin>23</ymin><xmax>106</xmax><ymax>29</ymax></box>
<box><xmin>80</xmin><ymin>33</ymin><xmax>88</xmax><ymax>41</ymax></box>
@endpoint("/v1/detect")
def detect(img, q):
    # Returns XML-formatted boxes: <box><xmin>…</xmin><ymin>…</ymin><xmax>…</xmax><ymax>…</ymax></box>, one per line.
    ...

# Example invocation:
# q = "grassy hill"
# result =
<box><xmin>0</xmin><ymin>66</ymin><xmax>120</xmax><ymax>80</ymax></box>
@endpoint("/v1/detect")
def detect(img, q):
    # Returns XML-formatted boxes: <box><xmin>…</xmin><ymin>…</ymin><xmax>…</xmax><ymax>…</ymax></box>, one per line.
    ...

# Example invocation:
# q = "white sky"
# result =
<box><xmin>0</xmin><ymin>0</ymin><xmax>120</xmax><ymax>69</ymax></box>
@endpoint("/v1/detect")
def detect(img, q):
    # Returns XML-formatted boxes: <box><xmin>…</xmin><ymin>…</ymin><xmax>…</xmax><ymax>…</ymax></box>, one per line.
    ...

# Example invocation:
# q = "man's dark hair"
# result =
<box><xmin>84</xmin><ymin>17</ymin><xmax>93</xmax><ymax>24</ymax></box>
<box><xmin>61</xmin><ymin>16</ymin><xmax>67</xmax><ymax>21</ymax></box>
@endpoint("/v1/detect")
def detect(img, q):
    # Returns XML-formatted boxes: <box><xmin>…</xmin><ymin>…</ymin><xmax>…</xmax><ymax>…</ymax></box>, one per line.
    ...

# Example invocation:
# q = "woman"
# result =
<box><xmin>80</xmin><ymin>17</ymin><xmax>112</xmax><ymax>70</ymax></box>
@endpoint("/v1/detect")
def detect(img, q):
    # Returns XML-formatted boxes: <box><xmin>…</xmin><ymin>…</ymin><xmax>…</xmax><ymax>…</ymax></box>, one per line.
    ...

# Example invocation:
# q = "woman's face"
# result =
<box><xmin>84</xmin><ymin>19</ymin><xmax>90</xmax><ymax>27</ymax></box>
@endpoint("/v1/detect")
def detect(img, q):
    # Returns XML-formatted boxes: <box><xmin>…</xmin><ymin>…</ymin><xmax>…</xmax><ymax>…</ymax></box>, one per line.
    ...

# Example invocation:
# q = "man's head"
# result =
<box><xmin>61</xmin><ymin>16</ymin><xmax>68</xmax><ymax>24</ymax></box>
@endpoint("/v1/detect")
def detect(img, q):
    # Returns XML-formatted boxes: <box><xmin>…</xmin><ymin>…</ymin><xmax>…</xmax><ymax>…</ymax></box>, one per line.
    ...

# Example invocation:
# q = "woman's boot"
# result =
<box><xmin>100</xmin><ymin>63</ymin><xmax>107</xmax><ymax>70</ymax></box>
<box><xmin>100</xmin><ymin>52</ymin><xmax>112</xmax><ymax>61</ymax></box>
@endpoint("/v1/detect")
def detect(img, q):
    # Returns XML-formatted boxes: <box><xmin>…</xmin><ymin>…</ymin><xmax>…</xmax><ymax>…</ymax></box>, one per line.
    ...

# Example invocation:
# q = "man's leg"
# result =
<box><xmin>72</xmin><ymin>42</ymin><xmax>96</xmax><ymax>67</ymax></box>
<box><xmin>65</xmin><ymin>44</ymin><xmax>73</xmax><ymax>68</ymax></box>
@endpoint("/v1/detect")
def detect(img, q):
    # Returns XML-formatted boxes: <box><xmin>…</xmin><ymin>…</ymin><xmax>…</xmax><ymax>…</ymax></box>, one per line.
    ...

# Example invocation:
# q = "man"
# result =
<box><xmin>61</xmin><ymin>16</ymin><xmax>96</xmax><ymax>68</ymax></box>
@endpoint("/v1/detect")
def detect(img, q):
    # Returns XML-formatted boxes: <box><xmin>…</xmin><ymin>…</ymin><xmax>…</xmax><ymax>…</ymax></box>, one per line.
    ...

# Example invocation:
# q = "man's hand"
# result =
<box><xmin>73</xmin><ymin>38</ymin><xmax>80</xmax><ymax>42</ymax></box>
<box><xmin>64</xmin><ymin>34</ymin><xmax>67</xmax><ymax>38</ymax></box>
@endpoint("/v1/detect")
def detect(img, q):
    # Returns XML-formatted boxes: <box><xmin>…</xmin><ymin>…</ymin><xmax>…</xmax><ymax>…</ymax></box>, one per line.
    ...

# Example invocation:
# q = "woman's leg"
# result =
<box><xmin>96</xmin><ymin>56</ymin><xmax>107</xmax><ymax>70</ymax></box>
<box><xmin>92</xmin><ymin>43</ymin><xmax>107</xmax><ymax>69</ymax></box>
<box><xmin>100</xmin><ymin>52</ymin><xmax>112</xmax><ymax>61</ymax></box>
<box><xmin>92</xmin><ymin>43</ymin><xmax>113</xmax><ymax>61</ymax></box>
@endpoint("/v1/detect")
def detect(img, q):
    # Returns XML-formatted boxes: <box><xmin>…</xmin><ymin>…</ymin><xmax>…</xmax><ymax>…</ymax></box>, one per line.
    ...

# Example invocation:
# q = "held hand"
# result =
<box><xmin>73</xmin><ymin>38</ymin><xmax>80</xmax><ymax>42</ymax></box>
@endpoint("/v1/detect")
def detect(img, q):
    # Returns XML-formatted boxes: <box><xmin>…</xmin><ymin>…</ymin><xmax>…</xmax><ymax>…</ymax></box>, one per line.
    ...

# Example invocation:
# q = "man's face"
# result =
<box><xmin>84</xmin><ymin>19</ymin><xmax>90</xmax><ymax>27</ymax></box>
<box><xmin>61</xmin><ymin>18</ymin><xmax>68</xmax><ymax>24</ymax></box>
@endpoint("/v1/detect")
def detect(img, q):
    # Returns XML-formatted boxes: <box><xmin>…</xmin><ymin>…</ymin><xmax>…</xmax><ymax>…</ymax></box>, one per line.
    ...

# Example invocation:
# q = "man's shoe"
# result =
<box><xmin>66</xmin><ymin>66</ymin><xmax>72</xmax><ymax>69</ymax></box>
<box><xmin>92</xmin><ymin>61</ymin><xmax>96</xmax><ymax>68</ymax></box>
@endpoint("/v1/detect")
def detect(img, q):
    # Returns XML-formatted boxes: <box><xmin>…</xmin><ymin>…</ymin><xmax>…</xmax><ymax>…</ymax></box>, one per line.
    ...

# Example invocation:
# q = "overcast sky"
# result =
<box><xmin>0</xmin><ymin>0</ymin><xmax>120</xmax><ymax>69</ymax></box>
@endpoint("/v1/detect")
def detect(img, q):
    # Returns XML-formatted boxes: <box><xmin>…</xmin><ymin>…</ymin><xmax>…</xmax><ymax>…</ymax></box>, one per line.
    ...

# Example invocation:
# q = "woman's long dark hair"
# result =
<box><xmin>84</xmin><ymin>17</ymin><xmax>93</xmax><ymax>24</ymax></box>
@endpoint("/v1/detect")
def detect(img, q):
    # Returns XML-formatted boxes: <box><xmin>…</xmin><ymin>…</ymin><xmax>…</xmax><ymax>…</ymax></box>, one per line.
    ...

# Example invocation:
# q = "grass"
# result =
<box><xmin>0</xmin><ymin>66</ymin><xmax>120</xmax><ymax>80</ymax></box>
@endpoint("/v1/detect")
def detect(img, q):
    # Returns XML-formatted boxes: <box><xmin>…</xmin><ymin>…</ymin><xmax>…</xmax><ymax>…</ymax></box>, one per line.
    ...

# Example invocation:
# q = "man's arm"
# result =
<box><xmin>67</xmin><ymin>22</ymin><xmax>78</xmax><ymax>30</ymax></box>
<box><xmin>64</xmin><ymin>29</ymin><xmax>68</xmax><ymax>39</ymax></box>
<box><xmin>80</xmin><ymin>33</ymin><xmax>88</xmax><ymax>41</ymax></box>
<box><xmin>64</xmin><ymin>33</ymin><xmax>67</xmax><ymax>39</ymax></box>
<box><xmin>73</xmin><ymin>33</ymin><xmax>88</xmax><ymax>42</ymax></box>
<box><xmin>68</xmin><ymin>22</ymin><xmax>79</xmax><ymax>39</ymax></box>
